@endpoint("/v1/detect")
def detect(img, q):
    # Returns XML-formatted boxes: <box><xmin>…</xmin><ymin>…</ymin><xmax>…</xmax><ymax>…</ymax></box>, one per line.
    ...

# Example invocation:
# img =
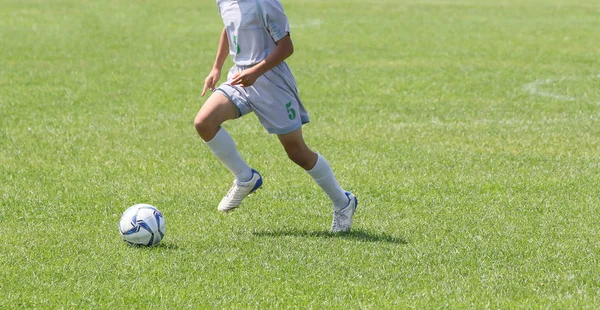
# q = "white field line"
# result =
<box><xmin>523</xmin><ymin>77</ymin><xmax>576</xmax><ymax>101</ymax></box>
<box><xmin>524</xmin><ymin>74</ymin><xmax>600</xmax><ymax>102</ymax></box>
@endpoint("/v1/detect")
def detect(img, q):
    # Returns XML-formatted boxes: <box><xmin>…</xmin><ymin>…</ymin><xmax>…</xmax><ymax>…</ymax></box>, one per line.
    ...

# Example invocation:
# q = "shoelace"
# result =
<box><xmin>225</xmin><ymin>182</ymin><xmax>243</xmax><ymax>199</ymax></box>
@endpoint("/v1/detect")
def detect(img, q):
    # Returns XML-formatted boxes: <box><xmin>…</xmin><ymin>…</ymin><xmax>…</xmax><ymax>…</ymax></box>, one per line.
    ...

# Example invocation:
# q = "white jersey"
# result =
<box><xmin>217</xmin><ymin>0</ymin><xmax>290</xmax><ymax>66</ymax></box>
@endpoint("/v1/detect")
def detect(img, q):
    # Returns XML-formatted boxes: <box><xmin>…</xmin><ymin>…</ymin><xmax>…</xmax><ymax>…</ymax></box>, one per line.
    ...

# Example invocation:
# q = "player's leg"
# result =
<box><xmin>195</xmin><ymin>91</ymin><xmax>251</xmax><ymax>179</ymax></box>
<box><xmin>277</xmin><ymin>127</ymin><xmax>346</xmax><ymax>207</ymax></box>
<box><xmin>194</xmin><ymin>92</ymin><xmax>262</xmax><ymax>212</ymax></box>
<box><xmin>277</xmin><ymin>128</ymin><xmax>357</xmax><ymax>232</ymax></box>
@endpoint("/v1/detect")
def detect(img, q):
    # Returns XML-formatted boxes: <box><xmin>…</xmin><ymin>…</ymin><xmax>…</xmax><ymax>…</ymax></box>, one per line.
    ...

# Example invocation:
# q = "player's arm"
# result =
<box><xmin>241</xmin><ymin>34</ymin><xmax>294</xmax><ymax>78</ymax></box>
<box><xmin>202</xmin><ymin>27</ymin><xmax>230</xmax><ymax>96</ymax></box>
<box><xmin>212</xmin><ymin>27</ymin><xmax>230</xmax><ymax>72</ymax></box>
<box><xmin>230</xmin><ymin>34</ymin><xmax>293</xmax><ymax>87</ymax></box>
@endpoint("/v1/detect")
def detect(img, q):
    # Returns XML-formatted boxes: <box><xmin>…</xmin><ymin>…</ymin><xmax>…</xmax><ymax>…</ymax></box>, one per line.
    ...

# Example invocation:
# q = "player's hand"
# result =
<box><xmin>230</xmin><ymin>68</ymin><xmax>260</xmax><ymax>87</ymax></box>
<box><xmin>202</xmin><ymin>68</ymin><xmax>221</xmax><ymax>96</ymax></box>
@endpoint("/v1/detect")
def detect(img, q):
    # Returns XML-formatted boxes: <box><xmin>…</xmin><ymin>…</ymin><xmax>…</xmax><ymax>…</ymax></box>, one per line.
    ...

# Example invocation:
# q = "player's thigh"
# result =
<box><xmin>194</xmin><ymin>92</ymin><xmax>238</xmax><ymax>127</ymax></box>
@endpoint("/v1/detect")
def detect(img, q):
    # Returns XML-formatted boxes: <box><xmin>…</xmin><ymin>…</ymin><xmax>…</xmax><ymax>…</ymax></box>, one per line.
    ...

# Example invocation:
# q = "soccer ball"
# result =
<box><xmin>119</xmin><ymin>204</ymin><xmax>166</xmax><ymax>246</ymax></box>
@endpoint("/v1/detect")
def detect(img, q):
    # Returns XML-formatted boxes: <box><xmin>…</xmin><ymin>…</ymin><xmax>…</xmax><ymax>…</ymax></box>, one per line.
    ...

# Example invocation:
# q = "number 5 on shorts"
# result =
<box><xmin>285</xmin><ymin>102</ymin><xmax>296</xmax><ymax>120</ymax></box>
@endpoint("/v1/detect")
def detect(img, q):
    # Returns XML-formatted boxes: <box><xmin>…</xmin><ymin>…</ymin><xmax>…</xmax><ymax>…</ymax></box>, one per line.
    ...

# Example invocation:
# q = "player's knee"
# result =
<box><xmin>194</xmin><ymin>115</ymin><xmax>216</xmax><ymax>141</ymax></box>
<box><xmin>193</xmin><ymin>115</ymin><xmax>206</xmax><ymax>134</ymax></box>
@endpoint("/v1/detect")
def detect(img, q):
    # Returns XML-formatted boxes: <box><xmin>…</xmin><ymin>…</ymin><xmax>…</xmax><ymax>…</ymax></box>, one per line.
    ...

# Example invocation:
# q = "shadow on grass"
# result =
<box><xmin>128</xmin><ymin>240</ymin><xmax>181</xmax><ymax>250</ymax></box>
<box><xmin>252</xmin><ymin>228</ymin><xmax>407</xmax><ymax>244</ymax></box>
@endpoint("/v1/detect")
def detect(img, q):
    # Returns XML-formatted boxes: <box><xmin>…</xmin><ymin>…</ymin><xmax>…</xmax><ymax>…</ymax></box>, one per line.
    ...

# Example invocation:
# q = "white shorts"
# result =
<box><xmin>215</xmin><ymin>62</ymin><xmax>310</xmax><ymax>134</ymax></box>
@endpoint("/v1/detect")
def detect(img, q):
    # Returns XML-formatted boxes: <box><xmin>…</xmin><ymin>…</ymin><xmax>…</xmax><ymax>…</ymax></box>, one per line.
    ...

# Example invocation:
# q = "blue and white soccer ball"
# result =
<box><xmin>119</xmin><ymin>204</ymin><xmax>166</xmax><ymax>246</ymax></box>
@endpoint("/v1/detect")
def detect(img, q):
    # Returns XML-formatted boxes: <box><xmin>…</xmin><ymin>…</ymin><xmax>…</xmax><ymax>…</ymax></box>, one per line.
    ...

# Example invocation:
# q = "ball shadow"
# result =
<box><xmin>126</xmin><ymin>240</ymin><xmax>181</xmax><ymax>250</ymax></box>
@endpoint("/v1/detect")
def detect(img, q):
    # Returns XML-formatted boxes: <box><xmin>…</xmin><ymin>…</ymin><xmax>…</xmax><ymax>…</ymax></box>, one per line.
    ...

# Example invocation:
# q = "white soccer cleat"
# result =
<box><xmin>331</xmin><ymin>192</ymin><xmax>358</xmax><ymax>233</ymax></box>
<box><xmin>218</xmin><ymin>169</ymin><xmax>263</xmax><ymax>212</ymax></box>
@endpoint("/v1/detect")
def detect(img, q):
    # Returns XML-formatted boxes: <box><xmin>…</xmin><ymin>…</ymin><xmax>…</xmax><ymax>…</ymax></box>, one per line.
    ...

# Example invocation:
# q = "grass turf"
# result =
<box><xmin>1</xmin><ymin>0</ymin><xmax>599</xmax><ymax>308</ymax></box>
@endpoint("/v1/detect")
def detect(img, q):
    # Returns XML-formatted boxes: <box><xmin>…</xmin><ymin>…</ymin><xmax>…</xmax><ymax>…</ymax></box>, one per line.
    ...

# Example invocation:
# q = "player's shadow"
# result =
<box><xmin>252</xmin><ymin>228</ymin><xmax>407</xmax><ymax>244</ymax></box>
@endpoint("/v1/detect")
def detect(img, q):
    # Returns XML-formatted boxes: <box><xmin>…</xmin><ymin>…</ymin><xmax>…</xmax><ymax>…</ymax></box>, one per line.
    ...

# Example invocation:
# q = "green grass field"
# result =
<box><xmin>2</xmin><ymin>0</ymin><xmax>600</xmax><ymax>308</ymax></box>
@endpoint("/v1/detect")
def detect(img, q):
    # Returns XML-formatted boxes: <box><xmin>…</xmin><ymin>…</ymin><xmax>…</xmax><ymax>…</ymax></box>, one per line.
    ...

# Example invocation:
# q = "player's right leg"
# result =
<box><xmin>194</xmin><ymin>92</ymin><xmax>262</xmax><ymax>212</ymax></box>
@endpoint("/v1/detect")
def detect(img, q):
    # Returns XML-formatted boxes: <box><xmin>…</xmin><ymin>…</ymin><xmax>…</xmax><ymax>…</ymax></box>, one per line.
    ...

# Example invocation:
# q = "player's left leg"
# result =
<box><xmin>277</xmin><ymin>127</ymin><xmax>357</xmax><ymax>232</ymax></box>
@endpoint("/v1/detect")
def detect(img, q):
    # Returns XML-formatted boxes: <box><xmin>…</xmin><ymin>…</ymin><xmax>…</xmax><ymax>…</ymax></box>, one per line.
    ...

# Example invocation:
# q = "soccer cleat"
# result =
<box><xmin>217</xmin><ymin>169</ymin><xmax>263</xmax><ymax>212</ymax></box>
<box><xmin>331</xmin><ymin>192</ymin><xmax>358</xmax><ymax>233</ymax></box>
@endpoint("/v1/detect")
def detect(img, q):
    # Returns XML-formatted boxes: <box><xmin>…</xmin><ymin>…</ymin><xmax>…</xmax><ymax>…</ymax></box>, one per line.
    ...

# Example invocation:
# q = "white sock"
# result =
<box><xmin>306</xmin><ymin>153</ymin><xmax>349</xmax><ymax>210</ymax></box>
<box><xmin>204</xmin><ymin>127</ymin><xmax>253</xmax><ymax>181</ymax></box>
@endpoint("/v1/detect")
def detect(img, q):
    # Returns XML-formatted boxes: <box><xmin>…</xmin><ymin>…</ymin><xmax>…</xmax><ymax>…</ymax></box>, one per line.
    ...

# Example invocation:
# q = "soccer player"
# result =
<box><xmin>194</xmin><ymin>0</ymin><xmax>357</xmax><ymax>232</ymax></box>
